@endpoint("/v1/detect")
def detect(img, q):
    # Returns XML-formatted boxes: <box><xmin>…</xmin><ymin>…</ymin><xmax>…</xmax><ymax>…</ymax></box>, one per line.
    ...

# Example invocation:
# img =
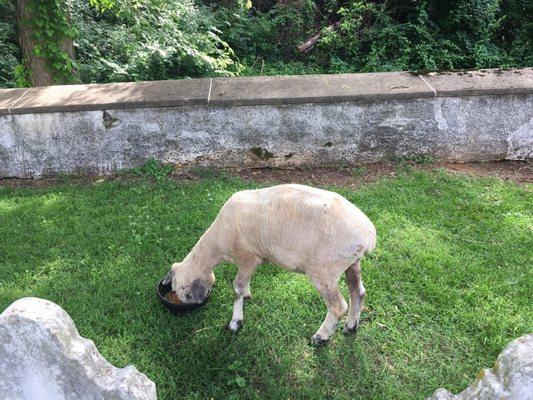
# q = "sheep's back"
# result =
<box><xmin>219</xmin><ymin>184</ymin><xmax>375</xmax><ymax>270</ymax></box>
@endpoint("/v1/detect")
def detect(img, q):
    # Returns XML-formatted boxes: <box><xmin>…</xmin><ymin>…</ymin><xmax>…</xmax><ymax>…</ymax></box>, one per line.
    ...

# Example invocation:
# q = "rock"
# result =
<box><xmin>427</xmin><ymin>334</ymin><xmax>533</xmax><ymax>400</ymax></box>
<box><xmin>0</xmin><ymin>297</ymin><xmax>157</xmax><ymax>400</ymax></box>
<box><xmin>92</xmin><ymin>178</ymin><xmax>105</xmax><ymax>185</ymax></box>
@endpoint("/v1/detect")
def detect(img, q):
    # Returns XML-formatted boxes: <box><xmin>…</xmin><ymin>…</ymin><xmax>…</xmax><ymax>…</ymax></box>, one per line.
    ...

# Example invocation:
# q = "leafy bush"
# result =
<box><xmin>213</xmin><ymin>0</ymin><xmax>318</xmax><ymax>70</ymax></box>
<box><xmin>74</xmin><ymin>0</ymin><xmax>241</xmax><ymax>83</ymax></box>
<box><xmin>227</xmin><ymin>0</ymin><xmax>531</xmax><ymax>75</ymax></box>
<box><xmin>0</xmin><ymin>0</ymin><xmax>19</xmax><ymax>87</ymax></box>
<box><xmin>1</xmin><ymin>0</ymin><xmax>530</xmax><ymax>88</ymax></box>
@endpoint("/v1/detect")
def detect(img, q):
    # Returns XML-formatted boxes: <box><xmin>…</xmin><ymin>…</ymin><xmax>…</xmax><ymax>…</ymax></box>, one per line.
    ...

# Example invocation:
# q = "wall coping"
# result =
<box><xmin>1</xmin><ymin>68</ymin><xmax>531</xmax><ymax>115</ymax></box>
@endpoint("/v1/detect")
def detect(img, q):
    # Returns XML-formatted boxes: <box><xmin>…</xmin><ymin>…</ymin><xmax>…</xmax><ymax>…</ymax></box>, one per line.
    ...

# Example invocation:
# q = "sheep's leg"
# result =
<box><xmin>228</xmin><ymin>259</ymin><xmax>260</xmax><ymax>332</ymax></box>
<box><xmin>344</xmin><ymin>260</ymin><xmax>366</xmax><ymax>335</ymax></box>
<box><xmin>310</xmin><ymin>277</ymin><xmax>348</xmax><ymax>345</ymax></box>
<box><xmin>242</xmin><ymin>279</ymin><xmax>252</xmax><ymax>299</ymax></box>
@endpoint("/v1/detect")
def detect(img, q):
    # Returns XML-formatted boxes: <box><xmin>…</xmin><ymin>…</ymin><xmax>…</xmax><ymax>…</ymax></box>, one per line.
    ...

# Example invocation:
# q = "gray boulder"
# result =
<box><xmin>0</xmin><ymin>297</ymin><xmax>157</xmax><ymax>400</ymax></box>
<box><xmin>427</xmin><ymin>334</ymin><xmax>533</xmax><ymax>400</ymax></box>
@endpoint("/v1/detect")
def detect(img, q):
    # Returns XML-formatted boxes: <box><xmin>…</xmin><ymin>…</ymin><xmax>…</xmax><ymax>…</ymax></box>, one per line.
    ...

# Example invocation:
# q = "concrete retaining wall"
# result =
<box><xmin>1</xmin><ymin>69</ymin><xmax>532</xmax><ymax>178</ymax></box>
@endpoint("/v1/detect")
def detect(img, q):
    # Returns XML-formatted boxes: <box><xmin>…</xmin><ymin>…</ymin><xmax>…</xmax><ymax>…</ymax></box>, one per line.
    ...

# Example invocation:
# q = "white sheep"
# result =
<box><xmin>162</xmin><ymin>184</ymin><xmax>376</xmax><ymax>344</ymax></box>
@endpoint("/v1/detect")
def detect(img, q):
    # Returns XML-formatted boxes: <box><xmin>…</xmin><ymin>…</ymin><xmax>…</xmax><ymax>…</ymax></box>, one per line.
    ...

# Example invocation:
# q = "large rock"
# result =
<box><xmin>0</xmin><ymin>297</ymin><xmax>156</xmax><ymax>400</ymax></box>
<box><xmin>427</xmin><ymin>334</ymin><xmax>533</xmax><ymax>400</ymax></box>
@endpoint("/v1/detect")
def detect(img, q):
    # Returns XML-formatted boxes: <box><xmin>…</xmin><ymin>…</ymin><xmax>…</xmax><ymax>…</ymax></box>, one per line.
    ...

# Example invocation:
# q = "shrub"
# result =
<box><xmin>0</xmin><ymin>0</ymin><xmax>530</xmax><ymax>88</ymax></box>
<box><xmin>73</xmin><ymin>0</ymin><xmax>242</xmax><ymax>83</ymax></box>
<box><xmin>0</xmin><ymin>0</ymin><xmax>19</xmax><ymax>87</ymax></box>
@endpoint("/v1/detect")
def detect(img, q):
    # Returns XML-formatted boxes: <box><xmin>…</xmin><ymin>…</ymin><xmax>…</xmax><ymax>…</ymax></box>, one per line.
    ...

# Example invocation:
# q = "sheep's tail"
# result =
<box><xmin>363</xmin><ymin>222</ymin><xmax>377</xmax><ymax>254</ymax></box>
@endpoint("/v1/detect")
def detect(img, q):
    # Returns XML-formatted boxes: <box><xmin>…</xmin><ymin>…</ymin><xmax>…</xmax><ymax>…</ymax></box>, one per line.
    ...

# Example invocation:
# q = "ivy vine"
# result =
<box><xmin>23</xmin><ymin>0</ymin><xmax>78</xmax><ymax>84</ymax></box>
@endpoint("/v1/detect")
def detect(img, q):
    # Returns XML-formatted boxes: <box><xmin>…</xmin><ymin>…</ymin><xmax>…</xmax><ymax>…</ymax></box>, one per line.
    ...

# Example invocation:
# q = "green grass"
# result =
<box><xmin>0</xmin><ymin>170</ymin><xmax>531</xmax><ymax>399</ymax></box>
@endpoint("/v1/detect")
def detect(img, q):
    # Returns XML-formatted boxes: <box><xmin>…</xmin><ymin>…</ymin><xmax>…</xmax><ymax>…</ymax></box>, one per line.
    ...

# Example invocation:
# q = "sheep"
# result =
<box><xmin>162</xmin><ymin>183</ymin><xmax>376</xmax><ymax>345</ymax></box>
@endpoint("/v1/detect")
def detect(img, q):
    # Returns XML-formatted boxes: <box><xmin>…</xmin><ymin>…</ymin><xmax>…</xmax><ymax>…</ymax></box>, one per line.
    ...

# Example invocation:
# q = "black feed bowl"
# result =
<box><xmin>156</xmin><ymin>278</ymin><xmax>211</xmax><ymax>315</ymax></box>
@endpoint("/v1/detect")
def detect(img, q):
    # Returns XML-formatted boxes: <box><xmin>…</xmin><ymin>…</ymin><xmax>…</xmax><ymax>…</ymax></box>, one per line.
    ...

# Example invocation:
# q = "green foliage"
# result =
<box><xmin>214</xmin><ymin>5</ymin><xmax>277</xmax><ymax>63</ymax></box>
<box><xmin>392</xmin><ymin>154</ymin><xmax>437</xmax><ymax>165</ymax></box>
<box><xmin>25</xmin><ymin>0</ymin><xmax>78</xmax><ymax>84</ymax></box>
<box><xmin>0</xmin><ymin>0</ymin><xmax>19</xmax><ymax>87</ymax></box>
<box><xmin>297</xmin><ymin>0</ymin><xmax>525</xmax><ymax>73</ymax></box>
<box><xmin>496</xmin><ymin>0</ymin><xmax>533</xmax><ymax>66</ymax></box>
<box><xmin>121</xmin><ymin>158</ymin><xmax>174</xmax><ymax>181</ymax></box>
<box><xmin>1</xmin><ymin>0</ymin><xmax>530</xmax><ymax>88</ymax></box>
<box><xmin>351</xmin><ymin>166</ymin><xmax>367</xmax><ymax>177</ymax></box>
<box><xmin>74</xmin><ymin>0</ymin><xmax>241</xmax><ymax>83</ymax></box>
<box><xmin>230</xmin><ymin>0</ymin><xmax>532</xmax><ymax>75</ymax></box>
<box><xmin>13</xmin><ymin>64</ymin><xmax>31</xmax><ymax>87</ymax></box>
<box><xmin>1</xmin><ymin>171</ymin><xmax>531</xmax><ymax>398</ymax></box>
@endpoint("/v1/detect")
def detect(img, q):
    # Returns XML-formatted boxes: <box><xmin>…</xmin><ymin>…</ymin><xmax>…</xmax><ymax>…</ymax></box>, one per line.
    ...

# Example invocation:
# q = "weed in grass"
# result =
<box><xmin>392</xmin><ymin>154</ymin><xmax>437</xmax><ymax>165</ymax></box>
<box><xmin>121</xmin><ymin>158</ymin><xmax>174</xmax><ymax>181</ymax></box>
<box><xmin>352</xmin><ymin>166</ymin><xmax>367</xmax><ymax>177</ymax></box>
<box><xmin>0</xmin><ymin>171</ymin><xmax>531</xmax><ymax>400</ymax></box>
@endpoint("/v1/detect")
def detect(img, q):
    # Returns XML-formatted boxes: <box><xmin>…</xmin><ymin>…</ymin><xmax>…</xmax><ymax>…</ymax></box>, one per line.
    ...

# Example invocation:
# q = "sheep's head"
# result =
<box><xmin>162</xmin><ymin>262</ymin><xmax>215</xmax><ymax>304</ymax></box>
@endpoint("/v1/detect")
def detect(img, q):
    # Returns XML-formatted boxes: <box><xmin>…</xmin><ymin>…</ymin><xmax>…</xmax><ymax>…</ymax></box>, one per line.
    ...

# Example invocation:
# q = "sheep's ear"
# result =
<box><xmin>162</xmin><ymin>269</ymin><xmax>175</xmax><ymax>285</ymax></box>
<box><xmin>191</xmin><ymin>278</ymin><xmax>206</xmax><ymax>303</ymax></box>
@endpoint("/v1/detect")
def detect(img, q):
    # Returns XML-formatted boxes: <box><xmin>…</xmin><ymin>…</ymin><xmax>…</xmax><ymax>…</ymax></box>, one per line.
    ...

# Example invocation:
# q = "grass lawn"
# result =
<box><xmin>0</xmin><ymin>169</ymin><xmax>531</xmax><ymax>399</ymax></box>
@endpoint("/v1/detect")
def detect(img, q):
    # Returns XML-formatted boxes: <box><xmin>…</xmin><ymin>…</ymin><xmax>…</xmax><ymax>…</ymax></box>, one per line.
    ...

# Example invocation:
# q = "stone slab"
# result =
<box><xmin>0</xmin><ymin>88</ymin><xmax>29</xmax><ymax>111</ymax></box>
<box><xmin>208</xmin><ymin>72</ymin><xmax>433</xmax><ymax>106</ymax></box>
<box><xmin>423</xmin><ymin>68</ymin><xmax>533</xmax><ymax>97</ymax></box>
<box><xmin>2</xmin><ymin>69</ymin><xmax>531</xmax><ymax>115</ymax></box>
<box><xmin>0</xmin><ymin>297</ymin><xmax>157</xmax><ymax>400</ymax></box>
<box><xmin>426</xmin><ymin>334</ymin><xmax>533</xmax><ymax>400</ymax></box>
<box><xmin>1</xmin><ymin>78</ymin><xmax>211</xmax><ymax>115</ymax></box>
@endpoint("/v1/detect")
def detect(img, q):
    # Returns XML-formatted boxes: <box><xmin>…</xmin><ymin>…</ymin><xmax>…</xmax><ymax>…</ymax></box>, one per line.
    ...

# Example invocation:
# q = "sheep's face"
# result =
<box><xmin>162</xmin><ymin>262</ymin><xmax>215</xmax><ymax>304</ymax></box>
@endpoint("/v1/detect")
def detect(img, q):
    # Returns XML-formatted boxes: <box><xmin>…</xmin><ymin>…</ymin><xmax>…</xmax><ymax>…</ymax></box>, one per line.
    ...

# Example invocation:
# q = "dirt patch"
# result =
<box><xmin>1</xmin><ymin>161</ymin><xmax>531</xmax><ymax>189</ymax></box>
<box><xmin>0</xmin><ymin>175</ymin><xmax>95</xmax><ymax>189</ymax></box>
<box><xmin>225</xmin><ymin>160</ymin><xmax>532</xmax><ymax>188</ymax></box>
<box><xmin>443</xmin><ymin>161</ymin><xmax>532</xmax><ymax>183</ymax></box>
<box><xmin>226</xmin><ymin>163</ymin><xmax>398</xmax><ymax>189</ymax></box>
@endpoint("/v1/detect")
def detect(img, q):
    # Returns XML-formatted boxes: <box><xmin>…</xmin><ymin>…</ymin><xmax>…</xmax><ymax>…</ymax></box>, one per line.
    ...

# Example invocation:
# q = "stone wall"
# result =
<box><xmin>1</xmin><ymin>69</ymin><xmax>531</xmax><ymax>178</ymax></box>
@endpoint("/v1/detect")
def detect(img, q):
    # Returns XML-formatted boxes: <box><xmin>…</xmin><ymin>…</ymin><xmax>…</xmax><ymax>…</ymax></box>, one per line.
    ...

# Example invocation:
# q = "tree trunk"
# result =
<box><xmin>15</xmin><ymin>0</ymin><xmax>76</xmax><ymax>87</ymax></box>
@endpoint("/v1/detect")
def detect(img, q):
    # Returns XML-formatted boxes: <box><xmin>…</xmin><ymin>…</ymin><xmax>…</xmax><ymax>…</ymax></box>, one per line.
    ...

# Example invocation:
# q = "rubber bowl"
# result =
<box><xmin>156</xmin><ymin>278</ymin><xmax>211</xmax><ymax>314</ymax></box>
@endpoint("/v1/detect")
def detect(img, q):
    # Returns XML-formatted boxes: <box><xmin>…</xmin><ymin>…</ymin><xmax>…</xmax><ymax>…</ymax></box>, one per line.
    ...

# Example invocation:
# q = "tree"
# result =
<box><xmin>15</xmin><ymin>0</ymin><xmax>76</xmax><ymax>86</ymax></box>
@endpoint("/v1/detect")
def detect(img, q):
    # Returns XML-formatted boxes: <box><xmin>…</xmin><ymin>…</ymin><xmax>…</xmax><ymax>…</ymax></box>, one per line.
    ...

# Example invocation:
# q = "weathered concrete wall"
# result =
<box><xmin>0</xmin><ymin>69</ymin><xmax>531</xmax><ymax>178</ymax></box>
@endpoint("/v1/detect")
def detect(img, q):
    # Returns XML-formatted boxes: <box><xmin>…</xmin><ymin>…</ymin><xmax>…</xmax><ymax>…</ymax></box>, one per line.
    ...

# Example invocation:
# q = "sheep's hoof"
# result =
<box><xmin>243</xmin><ymin>294</ymin><xmax>252</xmax><ymax>300</ymax></box>
<box><xmin>343</xmin><ymin>322</ymin><xmax>358</xmax><ymax>336</ymax></box>
<box><xmin>310</xmin><ymin>334</ymin><xmax>329</xmax><ymax>347</ymax></box>
<box><xmin>228</xmin><ymin>319</ymin><xmax>243</xmax><ymax>332</ymax></box>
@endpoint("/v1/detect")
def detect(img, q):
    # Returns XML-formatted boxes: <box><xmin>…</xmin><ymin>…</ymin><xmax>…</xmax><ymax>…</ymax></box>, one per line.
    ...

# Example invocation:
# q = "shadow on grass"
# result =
<box><xmin>0</xmin><ymin>171</ymin><xmax>531</xmax><ymax>399</ymax></box>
